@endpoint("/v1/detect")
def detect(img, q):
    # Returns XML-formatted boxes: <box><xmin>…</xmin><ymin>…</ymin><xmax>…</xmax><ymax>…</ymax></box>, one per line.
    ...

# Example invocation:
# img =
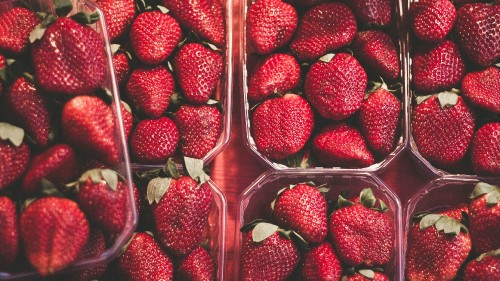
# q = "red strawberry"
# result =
<box><xmin>70</xmin><ymin>228</ymin><xmax>106</xmax><ymax>281</ymax></box>
<box><xmin>470</xmin><ymin>123</ymin><xmax>500</xmax><ymax>176</ymax></box>
<box><xmin>412</xmin><ymin>40</ymin><xmax>465</xmax><ymax>93</ymax></box>
<box><xmin>285</xmin><ymin>0</ymin><xmax>327</xmax><ymax>7</ymax></box>
<box><xmin>301</xmin><ymin>242</ymin><xmax>342</xmax><ymax>281</ymax></box>
<box><xmin>251</xmin><ymin>94</ymin><xmax>314</xmax><ymax>161</ymax></box>
<box><xmin>272</xmin><ymin>183</ymin><xmax>328</xmax><ymax>244</ymax></box>
<box><xmin>160</xmin><ymin>0</ymin><xmax>225</xmax><ymax>47</ymax></box>
<box><xmin>329</xmin><ymin>188</ymin><xmax>393</xmax><ymax>267</ymax></box>
<box><xmin>305</xmin><ymin>53</ymin><xmax>367</xmax><ymax>120</ymax></box>
<box><xmin>454</xmin><ymin>3</ymin><xmax>500</xmax><ymax>67</ymax></box>
<box><xmin>126</xmin><ymin>65</ymin><xmax>175</xmax><ymax>118</ymax></box>
<box><xmin>0</xmin><ymin>123</ymin><xmax>30</xmax><ymax>190</ymax></box>
<box><xmin>409</xmin><ymin>0</ymin><xmax>457</xmax><ymax>42</ymax></box>
<box><xmin>248</xmin><ymin>53</ymin><xmax>301</xmax><ymax>102</ymax></box>
<box><xmin>344</xmin><ymin>270</ymin><xmax>389</xmax><ymax>281</ymax></box>
<box><xmin>352</xmin><ymin>30</ymin><xmax>400</xmax><ymax>81</ymax></box>
<box><xmin>463</xmin><ymin>249</ymin><xmax>500</xmax><ymax>281</ymax></box>
<box><xmin>312</xmin><ymin>123</ymin><xmax>375</xmax><ymax>168</ymax></box>
<box><xmin>0</xmin><ymin>7</ymin><xmax>40</xmax><ymax>54</ymax></box>
<box><xmin>173</xmin><ymin>43</ymin><xmax>223</xmax><ymax>104</ymax></box>
<box><xmin>412</xmin><ymin>93</ymin><xmax>475</xmax><ymax>168</ymax></box>
<box><xmin>290</xmin><ymin>3</ymin><xmax>357</xmax><ymax>61</ymax></box>
<box><xmin>129</xmin><ymin>10</ymin><xmax>181</xmax><ymax>65</ymax></box>
<box><xmin>0</xmin><ymin>197</ymin><xmax>18</xmax><ymax>270</ymax></box>
<box><xmin>21</xmin><ymin>197</ymin><xmax>90</xmax><ymax>276</ymax></box>
<box><xmin>247</xmin><ymin>0</ymin><xmax>298</xmax><ymax>55</ymax></box>
<box><xmin>94</xmin><ymin>0</ymin><xmax>135</xmax><ymax>42</ymax></box>
<box><xmin>450</xmin><ymin>0</ymin><xmax>482</xmax><ymax>6</ymax></box>
<box><xmin>117</xmin><ymin>232</ymin><xmax>174</xmax><ymax>281</ymax></box>
<box><xmin>468</xmin><ymin>183</ymin><xmax>500</xmax><ymax>253</ymax></box>
<box><xmin>113</xmin><ymin>51</ymin><xmax>130</xmax><ymax>88</ymax></box>
<box><xmin>342</xmin><ymin>0</ymin><xmax>393</xmax><ymax>27</ymax></box>
<box><xmin>21</xmin><ymin>144</ymin><xmax>79</xmax><ymax>195</ymax></box>
<box><xmin>62</xmin><ymin>95</ymin><xmax>119</xmax><ymax>166</ymax></box>
<box><xmin>32</xmin><ymin>17</ymin><xmax>105</xmax><ymax>96</ymax></box>
<box><xmin>461</xmin><ymin>66</ymin><xmax>500</xmax><ymax>114</ymax></box>
<box><xmin>130</xmin><ymin>117</ymin><xmax>179</xmax><ymax>164</ymax></box>
<box><xmin>176</xmin><ymin>246</ymin><xmax>216</xmax><ymax>281</ymax></box>
<box><xmin>118</xmin><ymin>101</ymin><xmax>133</xmax><ymax>140</ymax></box>
<box><xmin>240</xmin><ymin>222</ymin><xmax>300</xmax><ymax>281</ymax></box>
<box><xmin>174</xmin><ymin>104</ymin><xmax>222</xmax><ymax>159</ymax></box>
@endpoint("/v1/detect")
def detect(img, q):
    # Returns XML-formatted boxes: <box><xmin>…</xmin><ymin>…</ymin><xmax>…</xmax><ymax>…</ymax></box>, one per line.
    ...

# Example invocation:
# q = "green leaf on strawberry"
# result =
<box><xmin>147</xmin><ymin>177</ymin><xmax>172</xmax><ymax>204</ymax></box>
<box><xmin>0</xmin><ymin>122</ymin><xmax>25</xmax><ymax>147</ymax></box>
<box><xmin>185</xmin><ymin>157</ymin><xmax>210</xmax><ymax>184</ymax></box>
<box><xmin>470</xmin><ymin>182</ymin><xmax>500</xmax><ymax>206</ymax></box>
<box><xmin>252</xmin><ymin>222</ymin><xmax>279</xmax><ymax>243</ymax></box>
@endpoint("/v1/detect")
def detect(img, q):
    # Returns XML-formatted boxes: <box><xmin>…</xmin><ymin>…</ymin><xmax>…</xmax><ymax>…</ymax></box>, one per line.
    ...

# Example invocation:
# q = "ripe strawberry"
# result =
<box><xmin>454</xmin><ymin>3</ymin><xmax>500</xmax><ymax>67</ymax></box>
<box><xmin>463</xmin><ymin>249</ymin><xmax>500</xmax><ymax>281</ymax></box>
<box><xmin>352</xmin><ymin>30</ymin><xmax>400</xmax><ymax>81</ymax></box>
<box><xmin>461</xmin><ymin>66</ymin><xmax>500</xmax><ymax>114</ymax></box>
<box><xmin>247</xmin><ymin>0</ymin><xmax>298</xmax><ymax>55</ymax></box>
<box><xmin>117</xmin><ymin>232</ymin><xmax>174</xmax><ymax>281</ymax></box>
<box><xmin>126</xmin><ymin>65</ymin><xmax>175</xmax><ymax>118</ymax></box>
<box><xmin>116</xmin><ymin>101</ymin><xmax>133</xmax><ymax>140</ymax></box>
<box><xmin>0</xmin><ymin>7</ymin><xmax>40</xmax><ymax>54</ymax></box>
<box><xmin>329</xmin><ymin>188</ymin><xmax>393</xmax><ymax>267</ymax></box>
<box><xmin>160</xmin><ymin>0</ymin><xmax>225</xmax><ymax>47</ymax></box>
<box><xmin>251</xmin><ymin>94</ymin><xmax>314</xmax><ymax>161</ymax></box>
<box><xmin>0</xmin><ymin>123</ymin><xmax>30</xmax><ymax>190</ymax></box>
<box><xmin>468</xmin><ymin>183</ymin><xmax>500</xmax><ymax>253</ymax></box>
<box><xmin>4</xmin><ymin>76</ymin><xmax>52</xmax><ymax>147</ymax></box>
<box><xmin>412</xmin><ymin>40</ymin><xmax>465</xmax><ymax>93</ymax></box>
<box><xmin>130</xmin><ymin>117</ymin><xmax>179</xmax><ymax>164</ymax></box>
<box><xmin>94</xmin><ymin>0</ymin><xmax>135</xmax><ymax>42</ymax></box>
<box><xmin>173</xmin><ymin>43</ymin><xmax>223</xmax><ymax>104</ymax></box>
<box><xmin>272</xmin><ymin>183</ymin><xmax>328</xmax><ymax>244</ymax></box>
<box><xmin>470</xmin><ymin>123</ymin><xmax>500</xmax><ymax>176</ymax></box>
<box><xmin>409</xmin><ymin>0</ymin><xmax>456</xmax><ymax>42</ymax></box>
<box><xmin>285</xmin><ymin>0</ymin><xmax>327</xmax><ymax>6</ymax></box>
<box><xmin>174</xmin><ymin>104</ymin><xmax>222</xmax><ymax>159</ymax></box>
<box><xmin>129</xmin><ymin>10</ymin><xmax>181</xmax><ymax>65</ymax></box>
<box><xmin>240</xmin><ymin>222</ymin><xmax>300</xmax><ymax>281</ymax></box>
<box><xmin>62</xmin><ymin>95</ymin><xmax>119</xmax><ymax>166</ymax></box>
<box><xmin>70</xmin><ymin>228</ymin><xmax>106</xmax><ymax>281</ymax></box>
<box><xmin>342</xmin><ymin>0</ymin><xmax>393</xmax><ymax>26</ymax></box>
<box><xmin>32</xmin><ymin>17</ymin><xmax>105</xmax><ymax>96</ymax></box>
<box><xmin>248</xmin><ymin>53</ymin><xmax>300</xmax><ymax>102</ymax></box>
<box><xmin>305</xmin><ymin>53</ymin><xmax>367</xmax><ymax>120</ymax></box>
<box><xmin>290</xmin><ymin>3</ymin><xmax>357</xmax><ymax>61</ymax></box>
<box><xmin>0</xmin><ymin>197</ymin><xmax>18</xmax><ymax>270</ymax></box>
<box><xmin>344</xmin><ymin>270</ymin><xmax>389</xmax><ymax>281</ymax></box>
<box><xmin>301</xmin><ymin>242</ymin><xmax>342</xmax><ymax>281</ymax></box>
<box><xmin>359</xmin><ymin>84</ymin><xmax>400</xmax><ymax>157</ymax></box>
<box><xmin>21</xmin><ymin>197</ymin><xmax>90</xmax><ymax>276</ymax></box>
<box><xmin>113</xmin><ymin>52</ymin><xmax>130</xmax><ymax>88</ymax></box>
<box><xmin>312</xmin><ymin>123</ymin><xmax>375</xmax><ymax>168</ymax></box>
<box><xmin>412</xmin><ymin>93</ymin><xmax>475</xmax><ymax>168</ymax></box>
<box><xmin>176</xmin><ymin>246</ymin><xmax>216</xmax><ymax>281</ymax></box>
<box><xmin>406</xmin><ymin>207</ymin><xmax>471</xmax><ymax>281</ymax></box>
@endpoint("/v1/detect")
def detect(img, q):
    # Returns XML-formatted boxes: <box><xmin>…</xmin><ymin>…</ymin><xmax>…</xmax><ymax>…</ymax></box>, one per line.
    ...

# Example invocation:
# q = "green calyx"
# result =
<box><xmin>281</xmin><ymin>149</ymin><xmax>310</xmax><ymax>168</ymax></box>
<box><xmin>319</xmin><ymin>53</ymin><xmax>335</xmax><ymax>63</ymax></box>
<box><xmin>0</xmin><ymin>123</ymin><xmax>25</xmax><ymax>147</ymax></box>
<box><xmin>70</xmin><ymin>11</ymin><xmax>100</xmax><ymax>25</ymax></box>
<box><xmin>136</xmin><ymin>158</ymin><xmax>181</xmax><ymax>181</ymax></box>
<box><xmin>146</xmin><ymin>177</ymin><xmax>172</xmax><ymax>204</ymax></box>
<box><xmin>337</xmin><ymin>188</ymin><xmax>388</xmax><ymax>212</ymax></box>
<box><xmin>470</xmin><ymin>182</ymin><xmax>500</xmax><ymax>206</ymax></box>
<box><xmin>477</xmin><ymin>248</ymin><xmax>500</xmax><ymax>261</ymax></box>
<box><xmin>240</xmin><ymin>220</ymin><xmax>309</xmax><ymax>248</ymax></box>
<box><xmin>418</xmin><ymin>213</ymin><xmax>468</xmax><ymax>236</ymax></box>
<box><xmin>67</xmin><ymin>169</ymin><xmax>120</xmax><ymax>192</ymax></box>
<box><xmin>184</xmin><ymin>157</ymin><xmax>210</xmax><ymax>184</ymax></box>
<box><xmin>40</xmin><ymin>178</ymin><xmax>64</xmax><ymax>197</ymax></box>
<box><xmin>437</xmin><ymin>90</ymin><xmax>460</xmax><ymax>108</ymax></box>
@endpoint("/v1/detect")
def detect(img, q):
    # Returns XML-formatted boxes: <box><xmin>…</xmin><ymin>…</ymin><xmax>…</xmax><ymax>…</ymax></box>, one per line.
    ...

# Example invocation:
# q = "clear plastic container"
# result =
<box><xmin>234</xmin><ymin>170</ymin><xmax>404</xmax><ymax>281</ymax></box>
<box><xmin>239</xmin><ymin>0</ymin><xmax>409</xmax><ymax>172</ymax></box>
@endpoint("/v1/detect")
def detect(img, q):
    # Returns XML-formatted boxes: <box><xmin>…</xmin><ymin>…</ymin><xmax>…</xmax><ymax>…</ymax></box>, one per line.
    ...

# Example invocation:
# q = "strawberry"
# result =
<box><xmin>126</xmin><ymin>65</ymin><xmax>175</xmax><ymax>118</ymax></box>
<box><xmin>62</xmin><ymin>95</ymin><xmax>119</xmax><ymax>166</ymax></box>
<box><xmin>329</xmin><ymin>188</ymin><xmax>393</xmax><ymax>267</ymax></box>
<box><xmin>240</xmin><ymin>222</ymin><xmax>300</xmax><ymax>281</ymax></box>
<box><xmin>461</xmin><ymin>66</ymin><xmax>500</xmax><ymax>114</ymax></box>
<box><xmin>0</xmin><ymin>197</ymin><xmax>18</xmax><ymax>270</ymax></box>
<box><xmin>312</xmin><ymin>123</ymin><xmax>375</xmax><ymax>168</ymax></box>
<box><xmin>21</xmin><ymin>197</ymin><xmax>90</xmax><ymax>276</ymax></box>
<box><xmin>94</xmin><ymin>0</ymin><xmax>135</xmax><ymax>42</ymax></box>
<box><xmin>117</xmin><ymin>232</ymin><xmax>174</xmax><ymax>281</ymax></box>
<box><xmin>352</xmin><ymin>30</ymin><xmax>400</xmax><ymax>81</ymax></box>
<box><xmin>4</xmin><ymin>76</ymin><xmax>52</xmax><ymax>147</ymax></box>
<box><xmin>117</xmin><ymin>101</ymin><xmax>133</xmax><ymax>140</ymax></box>
<box><xmin>0</xmin><ymin>123</ymin><xmax>30</xmax><ymax>190</ymax></box>
<box><xmin>251</xmin><ymin>94</ymin><xmax>314</xmax><ymax>161</ymax></box>
<box><xmin>305</xmin><ymin>53</ymin><xmax>367</xmax><ymax>120</ymax></box>
<box><xmin>160</xmin><ymin>0</ymin><xmax>225</xmax><ymax>47</ymax></box>
<box><xmin>174</xmin><ymin>104</ymin><xmax>222</xmax><ymax>159</ymax></box>
<box><xmin>248</xmin><ymin>53</ymin><xmax>300</xmax><ymax>102</ymax></box>
<box><xmin>470</xmin><ymin>123</ymin><xmax>500</xmax><ymax>176</ymax></box>
<box><xmin>129</xmin><ymin>10</ymin><xmax>181</xmax><ymax>65</ymax></box>
<box><xmin>0</xmin><ymin>7</ymin><xmax>40</xmax><ymax>54</ymax></box>
<box><xmin>412</xmin><ymin>40</ymin><xmax>465</xmax><ymax>93</ymax></box>
<box><xmin>342</xmin><ymin>0</ymin><xmax>393</xmax><ymax>27</ymax></box>
<box><xmin>290</xmin><ymin>3</ymin><xmax>357</xmax><ymax>61</ymax></box>
<box><xmin>344</xmin><ymin>270</ymin><xmax>389</xmax><ymax>281</ymax></box>
<box><xmin>463</xmin><ymin>249</ymin><xmax>500</xmax><ymax>281</ymax></box>
<box><xmin>113</xmin><ymin>51</ymin><xmax>130</xmax><ymax>88</ymax></box>
<box><xmin>21</xmin><ymin>144</ymin><xmax>79</xmax><ymax>195</ymax></box>
<box><xmin>176</xmin><ymin>246</ymin><xmax>216</xmax><ymax>281</ymax></box>
<box><xmin>70</xmin><ymin>228</ymin><xmax>106</xmax><ymax>281</ymax></box>
<box><xmin>272</xmin><ymin>183</ymin><xmax>328</xmax><ymax>244</ymax></box>
<box><xmin>412</xmin><ymin>93</ymin><xmax>475</xmax><ymax>168</ymax></box>
<box><xmin>173</xmin><ymin>43</ymin><xmax>223</xmax><ymax>104</ymax></box>
<box><xmin>247</xmin><ymin>0</ymin><xmax>298</xmax><ymax>55</ymax></box>
<box><xmin>454</xmin><ymin>3</ymin><xmax>500</xmax><ymax>67</ymax></box>
<box><xmin>130</xmin><ymin>117</ymin><xmax>179</xmax><ymax>164</ymax></box>
<box><xmin>409</xmin><ymin>0</ymin><xmax>457</xmax><ymax>42</ymax></box>
<box><xmin>468</xmin><ymin>183</ymin><xmax>500</xmax><ymax>253</ymax></box>
<box><xmin>406</xmin><ymin>207</ymin><xmax>471</xmax><ymax>281</ymax></box>
<box><xmin>300</xmin><ymin>242</ymin><xmax>342</xmax><ymax>281</ymax></box>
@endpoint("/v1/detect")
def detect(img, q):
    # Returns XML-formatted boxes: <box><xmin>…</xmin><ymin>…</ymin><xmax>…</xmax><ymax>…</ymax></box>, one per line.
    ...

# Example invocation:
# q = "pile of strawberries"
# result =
<box><xmin>246</xmin><ymin>0</ymin><xmax>402</xmax><ymax>168</ymax></box>
<box><xmin>409</xmin><ymin>0</ymin><xmax>500</xmax><ymax>176</ymax></box>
